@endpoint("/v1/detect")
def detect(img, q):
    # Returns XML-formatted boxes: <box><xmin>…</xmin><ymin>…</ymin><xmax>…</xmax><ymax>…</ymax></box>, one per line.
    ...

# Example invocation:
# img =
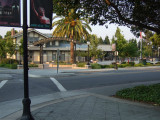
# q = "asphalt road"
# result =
<box><xmin>0</xmin><ymin>69</ymin><xmax>160</xmax><ymax>102</ymax></box>
<box><xmin>56</xmin><ymin>69</ymin><xmax>160</xmax><ymax>90</ymax></box>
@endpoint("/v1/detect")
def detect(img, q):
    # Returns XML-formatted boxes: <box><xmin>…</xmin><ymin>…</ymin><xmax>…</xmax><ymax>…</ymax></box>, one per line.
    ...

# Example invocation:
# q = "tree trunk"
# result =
<box><xmin>70</xmin><ymin>41</ymin><xmax>74</xmax><ymax>64</ymax></box>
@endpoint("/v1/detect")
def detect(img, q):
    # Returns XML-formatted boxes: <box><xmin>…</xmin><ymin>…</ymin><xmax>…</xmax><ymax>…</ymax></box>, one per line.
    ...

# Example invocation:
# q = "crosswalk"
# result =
<box><xmin>50</xmin><ymin>77</ymin><xmax>67</xmax><ymax>92</ymax></box>
<box><xmin>0</xmin><ymin>80</ymin><xmax>8</xmax><ymax>89</ymax></box>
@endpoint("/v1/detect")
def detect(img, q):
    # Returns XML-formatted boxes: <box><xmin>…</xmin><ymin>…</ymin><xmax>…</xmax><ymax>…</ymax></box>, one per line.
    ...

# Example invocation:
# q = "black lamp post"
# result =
<box><xmin>115</xmin><ymin>39</ymin><xmax>118</xmax><ymax>70</ymax></box>
<box><xmin>87</xmin><ymin>41</ymin><xmax>90</xmax><ymax>65</ymax></box>
<box><xmin>152</xmin><ymin>45</ymin><xmax>154</xmax><ymax>62</ymax></box>
<box><xmin>21</xmin><ymin>0</ymin><xmax>34</xmax><ymax>119</ymax></box>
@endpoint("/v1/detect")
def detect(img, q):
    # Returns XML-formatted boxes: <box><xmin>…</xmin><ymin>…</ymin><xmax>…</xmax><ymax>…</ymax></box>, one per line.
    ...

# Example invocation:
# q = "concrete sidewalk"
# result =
<box><xmin>1</xmin><ymin>91</ymin><xmax>160</xmax><ymax>120</ymax></box>
<box><xmin>1</xmin><ymin>66</ymin><xmax>160</xmax><ymax>120</ymax></box>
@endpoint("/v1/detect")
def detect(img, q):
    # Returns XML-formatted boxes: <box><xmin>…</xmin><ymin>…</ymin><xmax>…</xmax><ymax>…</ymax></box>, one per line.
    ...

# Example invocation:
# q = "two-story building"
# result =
<box><xmin>12</xmin><ymin>28</ymin><xmax>113</xmax><ymax>64</ymax></box>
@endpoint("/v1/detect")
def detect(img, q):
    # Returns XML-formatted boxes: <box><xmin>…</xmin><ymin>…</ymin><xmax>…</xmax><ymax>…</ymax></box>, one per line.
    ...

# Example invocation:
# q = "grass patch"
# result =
<box><xmin>116</xmin><ymin>84</ymin><xmax>160</xmax><ymax>105</ymax></box>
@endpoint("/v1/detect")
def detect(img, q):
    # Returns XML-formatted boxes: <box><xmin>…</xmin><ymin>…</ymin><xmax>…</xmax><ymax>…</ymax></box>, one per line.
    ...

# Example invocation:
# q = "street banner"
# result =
<box><xmin>30</xmin><ymin>0</ymin><xmax>53</xmax><ymax>29</ymax></box>
<box><xmin>140</xmin><ymin>32</ymin><xmax>142</xmax><ymax>39</ymax></box>
<box><xmin>0</xmin><ymin>0</ymin><xmax>20</xmax><ymax>27</ymax></box>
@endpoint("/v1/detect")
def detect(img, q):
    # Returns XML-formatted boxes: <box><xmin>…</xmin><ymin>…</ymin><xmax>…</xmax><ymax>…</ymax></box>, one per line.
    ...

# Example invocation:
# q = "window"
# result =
<box><xmin>52</xmin><ymin>54</ymin><xmax>56</xmax><ymax>61</ymax></box>
<box><xmin>60</xmin><ymin>54</ymin><xmax>65</xmax><ymax>61</ymax></box>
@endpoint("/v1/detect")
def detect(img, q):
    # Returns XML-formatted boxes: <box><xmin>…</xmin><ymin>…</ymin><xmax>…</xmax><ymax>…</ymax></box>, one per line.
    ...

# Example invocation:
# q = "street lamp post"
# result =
<box><xmin>152</xmin><ymin>45</ymin><xmax>154</xmax><ymax>62</ymax></box>
<box><xmin>158</xmin><ymin>47</ymin><xmax>160</xmax><ymax>61</ymax></box>
<box><xmin>115</xmin><ymin>39</ymin><xmax>118</xmax><ymax>70</ymax></box>
<box><xmin>21</xmin><ymin>0</ymin><xmax>34</xmax><ymax>119</ymax></box>
<box><xmin>87</xmin><ymin>41</ymin><xmax>90</xmax><ymax>65</ymax></box>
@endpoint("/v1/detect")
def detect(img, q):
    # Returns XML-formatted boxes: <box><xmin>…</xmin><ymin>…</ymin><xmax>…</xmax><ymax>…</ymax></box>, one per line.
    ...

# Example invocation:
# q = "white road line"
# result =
<box><xmin>50</xmin><ymin>77</ymin><xmax>67</xmax><ymax>92</ymax></box>
<box><xmin>0</xmin><ymin>80</ymin><xmax>8</xmax><ymax>89</ymax></box>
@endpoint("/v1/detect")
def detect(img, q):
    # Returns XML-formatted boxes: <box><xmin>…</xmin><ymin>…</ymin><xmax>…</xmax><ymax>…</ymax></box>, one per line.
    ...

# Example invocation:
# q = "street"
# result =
<box><xmin>0</xmin><ymin>68</ymin><xmax>160</xmax><ymax>102</ymax></box>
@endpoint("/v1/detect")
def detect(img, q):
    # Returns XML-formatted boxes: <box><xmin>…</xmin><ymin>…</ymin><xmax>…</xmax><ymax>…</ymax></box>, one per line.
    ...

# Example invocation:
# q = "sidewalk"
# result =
<box><xmin>0</xmin><ymin>66</ymin><xmax>160</xmax><ymax>120</ymax></box>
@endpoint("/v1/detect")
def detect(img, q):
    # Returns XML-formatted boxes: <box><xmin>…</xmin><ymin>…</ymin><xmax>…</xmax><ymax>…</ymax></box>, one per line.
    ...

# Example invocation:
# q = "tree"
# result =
<box><xmin>104</xmin><ymin>35</ymin><xmax>110</xmax><ymax>44</ymax></box>
<box><xmin>150</xmin><ymin>33</ymin><xmax>160</xmax><ymax>47</ymax></box>
<box><xmin>52</xmin><ymin>9</ymin><xmax>92</xmax><ymax>64</ymax></box>
<box><xmin>5</xmin><ymin>30</ymin><xmax>18</xmax><ymax>38</ymax></box>
<box><xmin>6</xmin><ymin>37</ymin><xmax>16</xmax><ymax>58</ymax></box>
<box><xmin>112</xmin><ymin>28</ymin><xmax>139</xmax><ymax>61</ymax></box>
<box><xmin>89</xmin><ymin>34</ymin><xmax>104</xmax><ymax>60</ymax></box>
<box><xmin>113</xmin><ymin>27</ymin><xmax>127</xmax><ymax>59</ymax></box>
<box><xmin>53</xmin><ymin>0</ymin><xmax>160</xmax><ymax>34</ymax></box>
<box><xmin>0</xmin><ymin>35</ymin><xmax>2</xmax><ymax>39</ymax></box>
<box><xmin>124</xmin><ymin>39</ymin><xmax>139</xmax><ymax>59</ymax></box>
<box><xmin>0</xmin><ymin>39</ymin><xmax>7</xmax><ymax>60</ymax></box>
<box><xmin>98</xmin><ymin>37</ymin><xmax>104</xmax><ymax>44</ymax></box>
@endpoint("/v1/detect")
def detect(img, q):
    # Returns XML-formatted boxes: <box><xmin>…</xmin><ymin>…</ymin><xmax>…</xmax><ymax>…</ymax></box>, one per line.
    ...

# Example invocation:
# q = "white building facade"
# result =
<box><xmin>12</xmin><ymin>29</ymin><xmax>113</xmax><ymax>64</ymax></box>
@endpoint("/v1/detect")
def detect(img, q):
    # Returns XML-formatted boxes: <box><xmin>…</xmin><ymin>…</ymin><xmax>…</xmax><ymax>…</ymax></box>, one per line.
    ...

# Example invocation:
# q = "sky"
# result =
<box><xmin>0</xmin><ymin>23</ymin><xmax>138</xmax><ymax>41</ymax></box>
<box><xmin>0</xmin><ymin>1</ymin><xmax>138</xmax><ymax>41</ymax></box>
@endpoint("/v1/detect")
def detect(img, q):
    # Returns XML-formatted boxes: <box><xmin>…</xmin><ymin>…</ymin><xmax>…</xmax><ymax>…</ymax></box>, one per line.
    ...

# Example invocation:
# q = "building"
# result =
<box><xmin>12</xmin><ymin>28</ymin><xmax>113</xmax><ymax>64</ymax></box>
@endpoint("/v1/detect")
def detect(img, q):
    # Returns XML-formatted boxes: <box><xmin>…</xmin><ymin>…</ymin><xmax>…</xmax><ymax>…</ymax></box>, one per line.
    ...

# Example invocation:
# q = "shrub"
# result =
<box><xmin>28</xmin><ymin>64</ymin><xmax>38</xmax><ymax>67</ymax></box>
<box><xmin>116</xmin><ymin>84</ymin><xmax>160</xmax><ymax>105</ymax></box>
<box><xmin>77</xmin><ymin>62</ymin><xmax>86</xmax><ymax>67</ymax></box>
<box><xmin>0</xmin><ymin>63</ymin><xmax>17</xmax><ymax>69</ymax></box>
<box><xmin>128</xmin><ymin>62</ymin><xmax>135</xmax><ymax>66</ymax></box>
<box><xmin>109</xmin><ymin>64</ymin><xmax>115</xmax><ymax>68</ymax></box>
<box><xmin>121</xmin><ymin>62</ymin><xmax>127</xmax><ymax>64</ymax></box>
<box><xmin>0</xmin><ymin>59</ymin><xmax>19</xmax><ymax>64</ymax></box>
<box><xmin>118</xmin><ymin>64</ymin><xmax>128</xmax><ymax>68</ymax></box>
<box><xmin>91</xmin><ymin>63</ymin><xmax>101</xmax><ymax>69</ymax></box>
<box><xmin>134</xmin><ymin>63</ymin><xmax>144</xmax><ymax>67</ymax></box>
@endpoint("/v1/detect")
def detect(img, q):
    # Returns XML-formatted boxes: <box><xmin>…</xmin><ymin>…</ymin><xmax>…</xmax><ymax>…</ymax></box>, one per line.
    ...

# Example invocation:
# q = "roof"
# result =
<box><xmin>13</xmin><ymin>28</ymin><xmax>49</xmax><ymax>38</ymax></box>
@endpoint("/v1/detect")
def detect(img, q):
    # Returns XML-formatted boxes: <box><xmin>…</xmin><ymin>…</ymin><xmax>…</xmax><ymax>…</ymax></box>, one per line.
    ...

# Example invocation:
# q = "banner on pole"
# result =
<box><xmin>140</xmin><ymin>32</ymin><xmax>142</xmax><ymax>39</ymax></box>
<box><xmin>30</xmin><ymin>0</ymin><xmax>53</xmax><ymax>29</ymax></box>
<box><xmin>0</xmin><ymin>0</ymin><xmax>20</xmax><ymax>27</ymax></box>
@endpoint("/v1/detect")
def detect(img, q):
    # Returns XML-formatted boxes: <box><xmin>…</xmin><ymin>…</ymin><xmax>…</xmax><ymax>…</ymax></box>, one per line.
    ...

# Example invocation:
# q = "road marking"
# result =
<box><xmin>50</xmin><ymin>77</ymin><xmax>67</xmax><ymax>92</ymax></box>
<box><xmin>0</xmin><ymin>80</ymin><xmax>8</xmax><ymax>89</ymax></box>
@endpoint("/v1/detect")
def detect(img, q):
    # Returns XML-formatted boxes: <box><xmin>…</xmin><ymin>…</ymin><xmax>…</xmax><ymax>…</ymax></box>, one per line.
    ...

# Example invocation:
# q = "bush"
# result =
<box><xmin>128</xmin><ymin>62</ymin><xmax>135</xmax><ymax>66</ymax></box>
<box><xmin>100</xmin><ymin>65</ymin><xmax>109</xmax><ymax>68</ymax></box>
<box><xmin>91</xmin><ymin>63</ymin><xmax>101</xmax><ymax>69</ymax></box>
<box><xmin>28</xmin><ymin>64</ymin><xmax>38</xmax><ymax>67</ymax></box>
<box><xmin>0</xmin><ymin>59</ymin><xmax>19</xmax><ymax>64</ymax></box>
<box><xmin>134</xmin><ymin>63</ymin><xmax>144</xmax><ymax>67</ymax></box>
<box><xmin>116</xmin><ymin>84</ymin><xmax>160</xmax><ymax>105</ymax></box>
<box><xmin>121</xmin><ymin>62</ymin><xmax>127</xmax><ymax>64</ymax></box>
<box><xmin>54</xmin><ymin>61</ymin><xmax>72</xmax><ymax>65</ymax></box>
<box><xmin>118</xmin><ymin>64</ymin><xmax>128</xmax><ymax>68</ymax></box>
<box><xmin>109</xmin><ymin>64</ymin><xmax>115</xmax><ymax>68</ymax></box>
<box><xmin>77</xmin><ymin>62</ymin><xmax>86</xmax><ymax>67</ymax></box>
<box><xmin>0</xmin><ymin>63</ymin><xmax>17</xmax><ymax>69</ymax></box>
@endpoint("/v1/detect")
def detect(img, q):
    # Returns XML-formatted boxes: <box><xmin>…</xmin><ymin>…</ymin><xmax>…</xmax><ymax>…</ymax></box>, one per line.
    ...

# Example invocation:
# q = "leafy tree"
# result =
<box><xmin>6</xmin><ymin>37</ymin><xmax>16</xmax><ymax>58</ymax></box>
<box><xmin>0</xmin><ymin>39</ymin><xmax>7</xmax><ymax>60</ymax></box>
<box><xmin>113</xmin><ymin>28</ymin><xmax>139</xmax><ymax>61</ymax></box>
<box><xmin>89</xmin><ymin>34</ymin><xmax>104</xmax><ymax>60</ymax></box>
<box><xmin>113</xmin><ymin>27</ymin><xmax>127</xmax><ymax>59</ymax></box>
<box><xmin>0</xmin><ymin>35</ymin><xmax>2</xmax><ymax>39</ymax></box>
<box><xmin>104</xmin><ymin>35</ymin><xmax>110</xmax><ymax>44</ymax></box>
<box><xmin>5</xmin><ymin>30</ymin><xmax>18</xmax><ymax>38</ymax></box>
<box><xmin>98</xmin><ymin>37</ymin><xmax>103</xmax><ymax>44</ymax></box>
<box><xmin>53</xmin><ymin>0</ymin><xmax>160</xmax><ymax>34</ymax></box>
<box><xmin>150</xmin><ymin>33</ymin><xmax>160</xmax><ymax>47</ymax></box>
<box><xmin>124</xmin><ymin>39</ymin><xmax>139</xmax><ymax>59</ymax></box>
<box><xmin>52</xmin><ymin>9</ymin><xmax>92</xmax><ymax>64</ymax></box>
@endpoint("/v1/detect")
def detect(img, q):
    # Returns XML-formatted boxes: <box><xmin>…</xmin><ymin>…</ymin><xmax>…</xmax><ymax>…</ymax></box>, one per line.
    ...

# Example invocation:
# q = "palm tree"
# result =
<box><xmin>52</xmin><ymin>9</ymin><xmax>92</xmax><ymax>64</ymax></box>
